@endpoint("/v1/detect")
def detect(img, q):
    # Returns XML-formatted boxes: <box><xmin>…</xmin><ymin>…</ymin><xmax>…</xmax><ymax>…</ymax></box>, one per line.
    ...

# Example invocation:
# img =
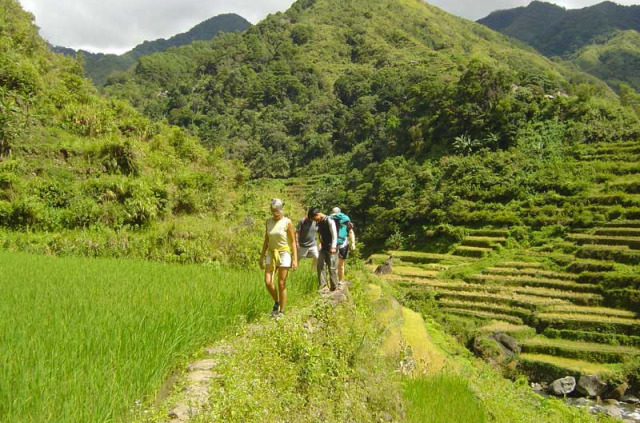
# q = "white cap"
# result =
<box><xmin>331</xmin><ymin>207</ymin><xmax>341</xmax><ymax>215</ymax></box>
<box><xmin>270</xmin><ymin>198</ymin><xmax>284</xmax><ymax>210</ymax></box>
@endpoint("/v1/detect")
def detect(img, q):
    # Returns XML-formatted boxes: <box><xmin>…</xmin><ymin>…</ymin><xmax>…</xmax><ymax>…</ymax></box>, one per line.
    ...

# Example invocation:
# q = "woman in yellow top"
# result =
<box><xmin>259</xmin><ymin>198</ymin><xmax>298</xmax><ymax>317</ymax></box>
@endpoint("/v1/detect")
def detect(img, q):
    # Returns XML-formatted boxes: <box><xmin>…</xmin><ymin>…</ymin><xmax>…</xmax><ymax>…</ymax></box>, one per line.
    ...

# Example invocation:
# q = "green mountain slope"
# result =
<box><xmin>52</xmin><ymin>13</ymin><xmax>251</xmax><ymax>86</ymax></box>
<box><xmin>104</xmin><ymin>0</ymin><xmax>631</xmax><ymax>169</ymax></box>
<box><xmin>478</xmin><ymin>1</ymin><xmax>640</xmax><ymax>57</ymax></box>
<box><xmin>571</xmin><ymin>29</ymin><xmax>640</xmax><ymax>91</ymax></box>
<box><xmin>100</xmin><ymin>0</ymin><xmax>640</xmax><ymax>251</ymax></box>
<box><xmin>478</xmin><ymin>1</ymin><xmax>640</xmax><ymax>92</ymax></box>
<box><xmin>0</xmin><ymin>0</ymin><xmax>260</xmax><ymax>265</ymax></box>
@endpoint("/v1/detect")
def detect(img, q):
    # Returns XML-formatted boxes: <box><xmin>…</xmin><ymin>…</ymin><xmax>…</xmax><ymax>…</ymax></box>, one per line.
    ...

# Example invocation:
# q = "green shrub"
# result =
<box><xmin>122</xmin><ymin>181</ymin><xmax>162</xmax><ymax>227</ymax></box>
<box><xmin>172</xmin><ymin>188</ymin><xmax>199</xmax><ymax>214</ymax></box>
<box><xmin>62</xmin><ymin>198</ymin><xmax>102</xmax><ymax>229</ymax></box>
<box><xmin>8</xmin><ymin>196</ymin><xmax>45</xmax><ymax>228</ymax></box>
<box><xmin>99</xmin><ymin>140</ymin><xmax>140</xmax><ymax>176</ymax></box>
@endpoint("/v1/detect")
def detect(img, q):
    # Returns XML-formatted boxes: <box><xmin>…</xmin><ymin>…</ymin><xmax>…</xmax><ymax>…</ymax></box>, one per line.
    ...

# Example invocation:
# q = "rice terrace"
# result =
<box><xmin>1</xmin><ymin>0</ymin><xmax>640</xmax><ymax>421</ymax></box>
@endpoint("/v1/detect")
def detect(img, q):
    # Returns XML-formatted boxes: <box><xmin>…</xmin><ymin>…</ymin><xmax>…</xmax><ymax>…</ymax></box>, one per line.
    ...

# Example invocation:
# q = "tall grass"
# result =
<box><xmin>403</xmin><ymin>375</ymin><xmax>486</xmax><ymax>423</ymax></box>
<box><xmin>0</xmin><ymin>251</ymin><xmax>315</xmax><ymax>422</ymax></box>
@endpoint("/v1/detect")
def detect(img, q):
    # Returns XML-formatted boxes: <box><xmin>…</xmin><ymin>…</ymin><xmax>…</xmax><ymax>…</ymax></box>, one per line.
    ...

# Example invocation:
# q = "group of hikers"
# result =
<box><xmin>259</xmin><ymin>198</ymin><xmax>355</xmax><ymax>317</ymax></box>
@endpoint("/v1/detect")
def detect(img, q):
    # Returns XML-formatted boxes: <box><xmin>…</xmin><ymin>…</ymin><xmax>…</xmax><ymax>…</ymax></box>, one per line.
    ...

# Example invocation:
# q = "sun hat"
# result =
<box><xmin>330</xmin><ymin>207</ymin><xmax>341</xmax><ymax>215</ymax></box>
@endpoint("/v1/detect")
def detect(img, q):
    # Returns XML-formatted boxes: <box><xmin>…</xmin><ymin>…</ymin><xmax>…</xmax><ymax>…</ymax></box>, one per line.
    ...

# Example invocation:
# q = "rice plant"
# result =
<box><xmin>0</xmin><ymin>251</ymin><xmax>315</xmax><ymax>422</ymax></box>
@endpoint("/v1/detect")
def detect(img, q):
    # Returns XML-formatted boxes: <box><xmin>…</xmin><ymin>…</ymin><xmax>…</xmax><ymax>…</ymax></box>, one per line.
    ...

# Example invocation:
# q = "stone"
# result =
<box><xmin>493</xmin><ymin>332</ymin><xmax>521</xmax><ymax>354</ymax></box>
<box><xmin>549</xmin><ymin>376</ymin><xmax>577</xmax><ymax>396</ymax></box>
<box><xmin>622</xmin><ymin>395</ymin><xmax>640</xmax><ymax>404</ymax></box>
<box><xmin>530</xmin><ymin>383</ymin><xmax>544</xmax><ymax>392</ymax></box>
<box><xmin>577</xmin><ymin>375</ymin><xmax>607</xmax><ymax>398</ymax></box>
<box><xmin>169</xmin><ymin>404</ymin><xmax>197</xmax><ymax>421</ymax></box>
<box><xmin>329</xmin><ymin>291</ymin><xmax>347</xmax><ymax>306</ymax></box>
<box><xmin>186</xmin><ymin>370</ymin><xmax>215</xmax><ymax>384</ymax></box>
<box><xmin>184</xmin><ymin>385</ymin><xmax>209</xmax><ymax>404</ymax></box>
<box><xmin>187</xmin><ymin>359</ymin><xmax>217</xmax><ymax>372</ymax></box>
<box><xmin>602</xmin><ymin>399</ymin><xmax>619</xmax><ymax>406</ymax></box>
<box><xmin>374</xmin><ymin>256</ymin><xmax>393</xmax><ymax>275</ymax></box>
<box><xmin>601</xmin><ymin>405</ymin><xmax>622</xmax><ymax>419</ymax></box>
<box><xmin>603</xmin><ymin>381</ymin><xmax>628</xmax><ymax>400</ymax></box>
<box><xmin>574</xmin><ymin>398</ymin><xmax>590</xmax><ymax>406</ymax></box>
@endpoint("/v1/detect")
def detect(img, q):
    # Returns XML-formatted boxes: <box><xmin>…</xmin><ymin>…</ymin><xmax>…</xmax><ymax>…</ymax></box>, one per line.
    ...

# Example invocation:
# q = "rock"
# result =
<box><xmin>574</xmin><ymin>398</ymin><xmax>590</xmax><ymax>406</ymax></box>
<box><xmin>329</xmin><ymin>290</ymin><xmax>348</xmax><ymax>306</ymax></box>
<box><xmin>602</xmin><ymin>399</ymin><xmax>618</xmax><ymax>406</ymax></box>
<box><xmin>577</xmin><ymin>375</ymin><xmax>607</xmax><ymax>398</ymax></box>
<box><xmin>473</xmin><ymin>336</ymin><xmax>504</xmax><ymax>361</ymax></box>
<box><xmin>549</xmin><ymin>376</ymin><xmax>576</xmax><ymax>396</ymax></box>
<box><xmin>187</xmin><ymin>359</ymin><xmax>216</xmax><ymax>372</ymax></box>
<box><xmin>531</xmin><ymin>383</ymin><xmax>544</xmax><ymax>392</ymax></box>
<box><xmin>493</xmin><ymin>332</ymin><xmax>521</xmax><ymax>354</ymax></box>
<box><xmin>601</xmin><ymin>405</ymin><xmax>622</xmax><ymax>419</ymax></box>
<box><xmin>186</xmin><ymin>370</ymin><xmax>215</xmax><ymax>384</ymax></box>
<box><xmin>184</xmin><ymin>384</ymin><xmax>209</xmax><ymax>404</ymax></box>
<box><xmin>622</xmin><ymin>395</ymin><xmax>640</xmax><ymax>404</ymax></box>
<box><xmin>603</xmin><ymin>381</ymin><xmax>628</xmax><ymax>400</ymax></box>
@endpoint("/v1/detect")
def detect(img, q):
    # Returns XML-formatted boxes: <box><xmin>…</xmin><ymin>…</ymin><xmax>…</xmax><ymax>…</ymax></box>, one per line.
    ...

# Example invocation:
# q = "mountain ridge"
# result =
<box><xmin>51</xmin><ymin>13</ymin><xmax>251</xmax><ymax>86</ymax></box>
<box><xmin>478</xmin><ymin>1</ymin><xmax>640</xmax><ymax>92</ymax></box>
<box><xmin>478</xmin><ymin>0</ymin><xmax>640</xmax><ymax>57</ymax></box>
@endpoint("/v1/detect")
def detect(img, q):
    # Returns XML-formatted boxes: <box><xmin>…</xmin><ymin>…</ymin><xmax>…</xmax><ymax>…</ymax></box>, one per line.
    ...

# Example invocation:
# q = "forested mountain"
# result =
<box><xmin>51</xmin><ymin>13</ymin><xmax>251</xmax><ymax>86</ymax></box>
<box><xmin>103</xmin><ymin>0</ymin><xmax>639</xmax><ymax>246</ymax></box>
<box><xmin>478</xmin><ymin>1</ymin><xmax>640</xmax><ymax>92</ymax></box>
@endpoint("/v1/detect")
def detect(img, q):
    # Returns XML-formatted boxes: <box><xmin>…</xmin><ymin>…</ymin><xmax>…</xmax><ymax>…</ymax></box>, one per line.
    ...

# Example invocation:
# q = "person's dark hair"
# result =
<box><xmin>307</xmin><ymin>207</ymin><xmax>321</xmax><ymax>220</ymax></box>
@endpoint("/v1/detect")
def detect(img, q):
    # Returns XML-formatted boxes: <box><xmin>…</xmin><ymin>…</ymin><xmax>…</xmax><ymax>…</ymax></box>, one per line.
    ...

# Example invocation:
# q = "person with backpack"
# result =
<box><xmin>296</xmin><ymin>208</ymin><xmax>319</xmax><ymax>269</ymax></box>
<box><xmin>330</xmin><ymin>207</ymin><xmax>355</xmax><ymax>284</ymax></box>
<box><xmin>259</xmin><ymin>198</ymin><xmax>298</xmax><ymax>317</ymax></box>
<box><xmin>308</xmin><ymin>207</ymin><xmax>338</xmax><ymax>291</ymax></box>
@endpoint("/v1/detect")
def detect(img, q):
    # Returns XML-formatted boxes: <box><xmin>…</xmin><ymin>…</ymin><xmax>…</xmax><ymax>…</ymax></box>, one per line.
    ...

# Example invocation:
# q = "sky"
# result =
<box><xmin>17</xmin><ymin>0</ymin><xmax>640</xmax><ymax>54</ymax></box>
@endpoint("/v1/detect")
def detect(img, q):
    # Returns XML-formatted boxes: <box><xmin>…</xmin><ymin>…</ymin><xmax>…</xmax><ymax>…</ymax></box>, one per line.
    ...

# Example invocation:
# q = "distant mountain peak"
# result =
<box><xmin>52</xmin><ymin>13</ymin><xmax>251</xmax><ymax>86</ymax></box>
<box><xmin>478</xmin><ymin>0</ymin><xmax>640</xmax><ymax>92</ymax></box>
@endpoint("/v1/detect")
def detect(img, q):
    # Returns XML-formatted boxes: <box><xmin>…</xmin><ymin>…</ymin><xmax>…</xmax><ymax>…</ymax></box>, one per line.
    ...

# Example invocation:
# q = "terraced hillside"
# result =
<box><xmin>371</xmin><ymin>137</ymin><xmax>640</xmax><ymax>387</ymax></box>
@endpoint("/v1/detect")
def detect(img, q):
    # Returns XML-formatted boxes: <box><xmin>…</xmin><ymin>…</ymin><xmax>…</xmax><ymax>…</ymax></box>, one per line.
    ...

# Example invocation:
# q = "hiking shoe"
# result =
<box><xmin>276</xmin><ymin>311</ymin><xmax>285</xmax><ymax>319</ymax></box>
<box><xmin>317</xmin><ymin>286</ymin><xmax>330</xmax><ymax>293</ymax></box>
<box><xmin>270</xmin><ymin>302</ymin><xmax>280</xmax><ymax>317</ymax></box>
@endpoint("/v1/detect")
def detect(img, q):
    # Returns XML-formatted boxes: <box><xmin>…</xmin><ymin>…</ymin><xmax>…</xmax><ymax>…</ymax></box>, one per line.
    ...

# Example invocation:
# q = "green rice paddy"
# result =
<box><xmin>0</xmin><ymin>251</ymin><xmax>315</xmax><ymax>422</ymax></box>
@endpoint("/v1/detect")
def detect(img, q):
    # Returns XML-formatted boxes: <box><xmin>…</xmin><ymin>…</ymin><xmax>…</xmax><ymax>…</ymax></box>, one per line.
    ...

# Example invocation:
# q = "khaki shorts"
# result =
<box><xmin>266</xmin><ymin>251</ymin><xmax>292</xmax><ymax>268</ymax></box>
<box><xmin>298</xmin><ymin>245</ymin><xmax>319</xmax><ymax>259</ymax></box>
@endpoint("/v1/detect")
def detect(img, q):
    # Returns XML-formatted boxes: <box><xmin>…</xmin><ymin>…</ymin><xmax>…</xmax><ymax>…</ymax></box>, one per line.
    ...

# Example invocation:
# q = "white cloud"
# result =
<box><xmin>18</xmin><ymin>0</ymin><xmax>296</xmax><ymax>53</ymax></box>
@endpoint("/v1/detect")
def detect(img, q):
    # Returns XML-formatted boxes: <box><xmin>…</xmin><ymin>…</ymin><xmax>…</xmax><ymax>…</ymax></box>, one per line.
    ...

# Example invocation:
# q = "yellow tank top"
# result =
<box><xmin>266</xmin><ymin>217</ymin><xmax>291</xmax><ymax>251</ymax></box>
